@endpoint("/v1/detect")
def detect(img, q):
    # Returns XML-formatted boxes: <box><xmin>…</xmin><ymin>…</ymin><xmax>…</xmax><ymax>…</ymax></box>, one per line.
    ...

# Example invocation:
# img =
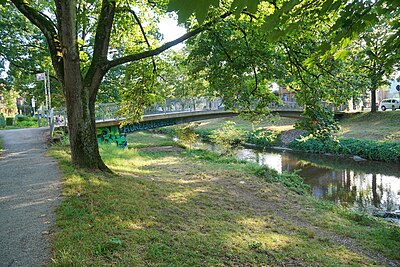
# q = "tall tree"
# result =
<box><xmin>1</xmin><ymin>0</ymin><xmax>230</xmax><ymax>171</ymax></box>
<box><xmin>355</xmin><ymin>13</ymin><xmax>399</xmax><ymax>112</ymax></box>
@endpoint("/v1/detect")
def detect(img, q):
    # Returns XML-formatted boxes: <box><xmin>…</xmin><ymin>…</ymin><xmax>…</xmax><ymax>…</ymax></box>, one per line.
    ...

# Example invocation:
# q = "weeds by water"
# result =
<box><xmin>290</xmin><ymin>135</ymin><xmax>400</xmax><ymax>162</ymax></box>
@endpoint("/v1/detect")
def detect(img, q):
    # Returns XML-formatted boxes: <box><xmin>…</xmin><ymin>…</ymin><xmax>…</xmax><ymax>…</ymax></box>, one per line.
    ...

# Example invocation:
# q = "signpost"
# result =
<box><xmin>36</xmin><ymin>71</ymin><xmax>52</xmax><ymax>125</ymax></box>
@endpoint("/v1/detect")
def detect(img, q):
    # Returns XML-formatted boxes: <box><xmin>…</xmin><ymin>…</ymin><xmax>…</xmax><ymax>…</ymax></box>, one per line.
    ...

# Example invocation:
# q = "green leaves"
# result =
<box><xmin>168</xmin><ymin>0</ymin><xmax>262</xmax><ymax>23</ymax></box>
<box><xmin>168</xmin><ymin>0</ymin><xmax>219</xmax><ymax>23</ymax></box>
<box><xmin>231</xmin><ymin>0</ymin><xmax>261</xmax><ymax>17</ymax></box>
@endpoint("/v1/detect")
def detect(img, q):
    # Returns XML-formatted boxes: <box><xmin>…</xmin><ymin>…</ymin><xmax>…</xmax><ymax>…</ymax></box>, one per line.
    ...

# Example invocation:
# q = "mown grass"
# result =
<box><xmin>337</xmin><ymin>111</ymin><xmax>400</xmax><ymax>141</ymax></box>
<box><xmin>195</xmin><ymin>116</ymin><xmax>298</xmax><ymax>132</ymax></box>
<box><xmin>50</xmin><ymin>132</ymin><xmax>400</xmax><ymax>266</ymax></box>
<box><xmin>126</xmin><ymin>131</ymin><xmax>177</xmax><ymax>149</ymax></box>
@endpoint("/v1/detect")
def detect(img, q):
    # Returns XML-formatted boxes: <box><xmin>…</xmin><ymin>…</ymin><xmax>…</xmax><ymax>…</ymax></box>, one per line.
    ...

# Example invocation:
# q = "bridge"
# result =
<box><xmin>53</xmin><ymin>98</ymin><xmax>344</xmax><ymax>146</ymax></box>
<box><xmin>90</xmin><ymin>99</ymin><xmax>310</xmax><ymax>146</ymax></box>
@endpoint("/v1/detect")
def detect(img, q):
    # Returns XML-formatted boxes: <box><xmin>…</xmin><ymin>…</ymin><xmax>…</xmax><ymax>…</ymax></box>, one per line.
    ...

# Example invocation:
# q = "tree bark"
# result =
<box><xmin>58</xmin><ymin>0</ymin><xmax>110</xmax><ymax>171</ymax></box>
<box><xmin>370</xmin><ymin>88</ymin><xmax>377</xmax><ymax>113</ymax></box>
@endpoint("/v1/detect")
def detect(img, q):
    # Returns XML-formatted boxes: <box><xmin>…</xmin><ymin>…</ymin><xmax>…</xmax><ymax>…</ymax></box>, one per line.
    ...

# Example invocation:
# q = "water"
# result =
<box><xmin>238</xmin><ymin>147</ymin><xmax>400</xmax><ymax>213</ymax></box>
<box><xmin>204</xmin><ymin>143</ymin><xmax>400</xmax><ymax>213</ymax></box>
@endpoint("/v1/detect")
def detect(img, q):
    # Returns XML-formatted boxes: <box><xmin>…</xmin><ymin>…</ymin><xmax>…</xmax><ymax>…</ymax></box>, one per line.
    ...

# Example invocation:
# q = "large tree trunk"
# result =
<box><xmin>60</xmin><ymin>0</ymin><xmax>110</xmax><ymax>171</ymax></box>
<box><xmin>370</xmin><ymin>88</ymin><xmax>377</xmax><ymax>112</ymax></box>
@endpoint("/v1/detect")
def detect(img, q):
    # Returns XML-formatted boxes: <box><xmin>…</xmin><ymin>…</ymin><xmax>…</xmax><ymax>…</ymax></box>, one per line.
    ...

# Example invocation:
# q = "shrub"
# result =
<box><xmin>5</xmin><ymin>117</ymin><xmax>14</xmax><ymax>126</ymax></box>
<box><xmin>16</xmin><ymin>115</ymin><xmax>30</xmax><ymax>122</ymax></box>
<box><xmin>245</xmin><ymin>129</ymin><xmax>279</xmax><ymax>147</ymax></box>
<box><xmin>210</xmin><ymin>121</ymin><xmax>245</xmax><ymax>154</ymax></box>
<box><xmin>0</xmin><ymin>114</ymin><xmax>5</xmax><ymax>128</ymax></box>
<box><xmin>15</xmin><ymin>116</ymin><xmax>39</xmax><ymax>128</ymax></box>
<box><xmin>175</xmin><ymin>123</ymin><xmax>199</xmax><ymax>149</ymax></box>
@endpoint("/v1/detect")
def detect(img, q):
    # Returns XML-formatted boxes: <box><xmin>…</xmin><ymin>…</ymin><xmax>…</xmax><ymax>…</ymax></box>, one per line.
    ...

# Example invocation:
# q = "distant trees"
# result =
<box><xmin>1</xmin><ymin>88</ymin><xmax>18</xmax><ymax>116</ymax></box>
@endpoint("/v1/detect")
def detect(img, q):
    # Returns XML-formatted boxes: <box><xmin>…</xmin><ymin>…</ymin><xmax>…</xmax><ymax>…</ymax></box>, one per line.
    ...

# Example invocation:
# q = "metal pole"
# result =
<box><xmin>44</xmin><ymin>73</ymin><xmax>48</xmax><ymax>111</ymax></box>
<box><xmin>47</xmin><ymin>70</ymin><xmax>51</xmax><ymax>110</ymax></box>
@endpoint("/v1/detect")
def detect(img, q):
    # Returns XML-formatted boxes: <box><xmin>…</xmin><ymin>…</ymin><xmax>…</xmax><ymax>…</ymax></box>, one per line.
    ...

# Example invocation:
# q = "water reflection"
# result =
<box><xmin>236</xmin><ymin>148</ymin><xmax>400</xmax><ymax>213</ymax></box>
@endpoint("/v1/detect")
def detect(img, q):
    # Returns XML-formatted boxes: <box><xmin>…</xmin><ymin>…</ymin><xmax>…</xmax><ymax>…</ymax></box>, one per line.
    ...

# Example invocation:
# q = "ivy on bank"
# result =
<box><xmin>289</xmin><ymin>136</ymin><xmax>400</xmax><ymax>162</ymax></box>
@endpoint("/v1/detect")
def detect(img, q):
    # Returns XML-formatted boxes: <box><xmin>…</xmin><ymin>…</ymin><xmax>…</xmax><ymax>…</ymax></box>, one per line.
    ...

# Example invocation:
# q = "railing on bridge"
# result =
<box><xmin>93</xmin><ymin>98</ymin><xmax>304</xmax><ymax>122</ymax></box>
<box><xmin>94</xmin><ymin>98</ymin><xmax>225</xmax><ymax>122</ymax></box>
<box><xmin>52</xmin><ymin>98</ymin><xmax>347</xmax><ymax>125</ymax></box>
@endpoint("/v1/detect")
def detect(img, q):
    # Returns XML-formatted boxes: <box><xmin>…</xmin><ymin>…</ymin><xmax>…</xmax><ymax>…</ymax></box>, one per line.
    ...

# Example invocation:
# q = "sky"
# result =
<box><xmin>158</xmin><ymin>17</ymin><xmax>187</xmax><ymax>50</ymax></box>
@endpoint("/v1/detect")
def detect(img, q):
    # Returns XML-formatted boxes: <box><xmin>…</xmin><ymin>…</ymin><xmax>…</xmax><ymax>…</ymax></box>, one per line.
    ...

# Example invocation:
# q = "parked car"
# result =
<box><xmin>380</xmin><ymin>98</ymin><xmax>400</xmax><ymax>111</ymax></box>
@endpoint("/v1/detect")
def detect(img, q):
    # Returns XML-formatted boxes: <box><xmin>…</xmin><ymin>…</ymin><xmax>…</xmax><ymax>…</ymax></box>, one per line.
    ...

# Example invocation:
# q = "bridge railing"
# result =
<box><xmin>52</xmin><ymin>98</ymin><xmax>347</xmax><ymax>125</ymax></box>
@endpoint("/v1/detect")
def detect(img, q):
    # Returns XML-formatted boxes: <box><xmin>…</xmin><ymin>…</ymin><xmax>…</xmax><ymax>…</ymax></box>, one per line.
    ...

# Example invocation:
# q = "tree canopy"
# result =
<box><xmin>0</xmin><ymin>0</ymin><xmax>398</xmax><ymax>170</ymax></box>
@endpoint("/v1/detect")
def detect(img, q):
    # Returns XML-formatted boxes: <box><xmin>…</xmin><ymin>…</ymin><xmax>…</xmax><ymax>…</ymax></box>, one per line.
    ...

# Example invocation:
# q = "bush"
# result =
<box><xmin>0</xmin><ymin>114</ymin><xmax>5</xmax><ymax>128</ymax></box>
<box><xmin>16</xmin><ymin>115</ymin><xmax>30</xmax><ymax>122</ymax></box>
<box><xmin>245</xmin><ymin>129</ymin><xmax>279</xmax><ymax>147</ymax></box>
<box><xmin>289</xmin><ymin>136</ymin><xmax>400</xmax><ymax>162</ymax></box>
<box><xmin>175</xmin><ymin>123</ymin><xmax>199</xmax><ymax>149</ymax></box>
<box><xmin>15</xmin><ymin>116</ymin><xmax>39</xmax><ymax>128</ymax></box>
<box><xmin>210</xmin><ymin>121</ymin><xmax>245</xmax><ymax>154</ymax></box>
<box><xmin>5</xmin><ymin>117</ymin><xmax>14</xmax><ymax>126</ymax></box>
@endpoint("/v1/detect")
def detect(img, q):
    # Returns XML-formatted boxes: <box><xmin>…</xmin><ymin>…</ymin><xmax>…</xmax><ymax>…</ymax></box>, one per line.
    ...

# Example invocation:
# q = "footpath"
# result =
<box><xmin>0</xmin><ymin>128</ymin><xmax>62</xmax><ymax>267</ymax></box>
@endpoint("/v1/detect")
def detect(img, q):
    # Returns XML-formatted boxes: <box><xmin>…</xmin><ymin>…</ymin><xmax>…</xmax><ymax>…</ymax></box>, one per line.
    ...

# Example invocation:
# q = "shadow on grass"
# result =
<box><xmin>50</xmin><ymin>145</ymin><xmax>400</xmax><ymax>267</ymax></box>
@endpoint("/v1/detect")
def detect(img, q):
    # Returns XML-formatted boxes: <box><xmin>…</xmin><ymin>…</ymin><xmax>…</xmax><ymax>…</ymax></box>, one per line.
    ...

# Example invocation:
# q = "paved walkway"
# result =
<box><xmin>0</xmin><ymin>128</ymin><xmax>62</xmax><ymax>267</ymax></box>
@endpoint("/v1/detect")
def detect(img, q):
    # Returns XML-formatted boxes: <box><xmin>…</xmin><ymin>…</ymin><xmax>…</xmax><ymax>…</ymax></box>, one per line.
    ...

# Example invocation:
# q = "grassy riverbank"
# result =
<box><xmin>50</xmin><ymin>132</ymin><xmax>400</xmax><ymax>266</ymax></box>
<box><xmin>337</xmin><ymin>111</ymin><xmax>400</xmax><ymax>141</ymax></box>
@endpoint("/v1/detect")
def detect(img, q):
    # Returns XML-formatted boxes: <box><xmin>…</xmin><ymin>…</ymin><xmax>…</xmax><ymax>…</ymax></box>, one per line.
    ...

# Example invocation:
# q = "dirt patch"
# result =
<box><xmin>279</xmin><ymin>129</ymin><xmax>306</xmax><ymax>145</ymax></box>
<box><xmin>138</xmin><ymin>146</ymin><xmax>184</xmax><ymax>152</ymax></box>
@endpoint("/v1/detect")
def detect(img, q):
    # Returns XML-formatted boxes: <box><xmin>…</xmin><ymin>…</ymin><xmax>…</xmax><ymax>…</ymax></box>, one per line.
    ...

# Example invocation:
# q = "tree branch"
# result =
<box><xmin>127</xmin><ymin>8</ymin><xmax>157</xmax><ymax>73</ymax></box>
<box><xmin>0</xmin><ymin>52</ymin><xmax>56</xmax><ymax>78</ymax></box>
<box><xmin>105</xmin><ymin>11</ymin><xmax>232</xmax><ymax>71</ymax></box>
<box><xmin>11</xmin><ymin>0</ymin><xmax>64</xmax><ymax>82</ymax></box>
<box><xmin>83</xmin><ymin>0</ymin><xmax>116</xmax><ymax>102</ymax></box>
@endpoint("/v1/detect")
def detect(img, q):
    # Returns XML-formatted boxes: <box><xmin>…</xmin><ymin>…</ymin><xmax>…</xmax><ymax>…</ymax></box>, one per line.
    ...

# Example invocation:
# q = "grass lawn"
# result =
<box><xmin>337</xmin><ymin>111</ymin><xmax>400</xmax><ymax>141</ymax></box>
<box><xmin>49</xmin><ymin>133</ymin><xmax>400</xmax><ymax>266</ymax></box>
<box><xmin>196</xmin><ymin>116</ymin><xmax>298</xmax><ymax>133</ymax></box>
<box><xmin>196</xmin><ymin>111</ymin><xmax>400</xmax><ymax>142</ymax></box>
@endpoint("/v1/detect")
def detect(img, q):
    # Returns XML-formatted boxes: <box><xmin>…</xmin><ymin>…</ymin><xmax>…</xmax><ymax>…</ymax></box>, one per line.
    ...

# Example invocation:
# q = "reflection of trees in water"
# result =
<box><xmin>286</xmin><ymin>151</ymin><xmax>400</xmax><ymax>177</ymax></box>
<box><xmin>235</xmin><ymin>147</ymin><xmax>400</xmax><ymax>212</ymax></box>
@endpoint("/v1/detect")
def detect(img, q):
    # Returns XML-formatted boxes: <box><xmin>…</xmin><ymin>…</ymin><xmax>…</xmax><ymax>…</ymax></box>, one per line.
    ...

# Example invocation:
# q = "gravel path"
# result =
<box><xmin>0</xmin><ymin>128</ymin><xmax>62</xmax><ymax>267</ymax></box>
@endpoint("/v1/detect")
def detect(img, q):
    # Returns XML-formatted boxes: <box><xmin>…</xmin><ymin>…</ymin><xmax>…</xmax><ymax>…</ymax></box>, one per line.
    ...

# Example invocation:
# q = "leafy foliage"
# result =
<box><xmin>295</xmin><ymin>106</ymin><xmax>340</xmax><ymax>139</ymax></box>
<box><xmin>0</xmin><ymin>113</ymin><xmax>5</xmax><ymax>128</ymax></box>
<box><xmin>245</xmin><ymin>129</ymin><xmax>279</xmax><ymax>147</ymax></box>
<box><xmin>175</xmin><ymin>123</ymin><xmax>200</xmax><ymax>149</ymax></box>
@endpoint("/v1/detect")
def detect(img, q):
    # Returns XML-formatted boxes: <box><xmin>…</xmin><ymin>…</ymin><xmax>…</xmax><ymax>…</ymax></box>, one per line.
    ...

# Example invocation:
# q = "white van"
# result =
<box><xmin>380</xmin><ymin>98</ymin><xmax>400</xmax><ymax>111</ymax></box>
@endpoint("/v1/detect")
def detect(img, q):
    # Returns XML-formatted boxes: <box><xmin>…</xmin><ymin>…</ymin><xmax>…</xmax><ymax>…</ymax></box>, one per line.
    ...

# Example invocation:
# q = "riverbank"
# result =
<box><xmin>49</xmin><ymin>132</ymin><xmax>400</xmax><ymax>266</ymax></box>
<box><xmin>174</xmin><ymin>112</ymin><xmax>400</xmax><ymax>162</ymax></box>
